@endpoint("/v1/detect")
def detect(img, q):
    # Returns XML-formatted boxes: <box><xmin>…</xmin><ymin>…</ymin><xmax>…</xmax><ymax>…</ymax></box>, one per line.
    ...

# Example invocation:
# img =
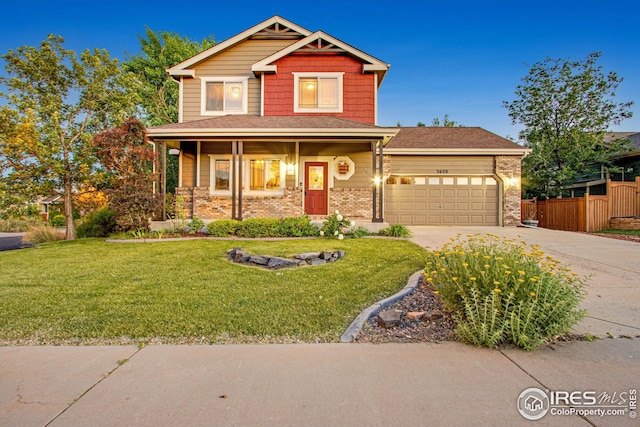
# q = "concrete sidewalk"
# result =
<box><xmin>1</xmin><ymin>226</ymin><xmax>639</xmax><ymax>426</ymax></box>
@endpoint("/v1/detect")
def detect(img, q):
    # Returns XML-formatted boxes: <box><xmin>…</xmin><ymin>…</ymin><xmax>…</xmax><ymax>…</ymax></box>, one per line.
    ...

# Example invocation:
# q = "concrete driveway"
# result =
<box><xmin>408</xmin><ymin>225</ymin><xmax>640</xmax><ymax>338</ymax></box>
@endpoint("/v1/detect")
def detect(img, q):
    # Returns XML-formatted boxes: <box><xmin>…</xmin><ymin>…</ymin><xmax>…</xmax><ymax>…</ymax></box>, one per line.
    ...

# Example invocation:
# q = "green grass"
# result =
<box><xmin>595</xmin><ymin>229</ymin><xmax>640</xmax><ymax>236</ymax></box>
<box><xmin>0</xmin><ymin>238</ymin><xmax>426</xmax><ymax>344</ymax></box>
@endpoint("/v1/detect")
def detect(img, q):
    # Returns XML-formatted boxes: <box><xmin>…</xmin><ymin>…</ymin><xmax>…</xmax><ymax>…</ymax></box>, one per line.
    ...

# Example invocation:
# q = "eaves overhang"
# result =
<box><xmin>384</xmin><ymin>148</ymin><xmax>532</xmax><ymax>156</ymax></box>
<box><xmin>147</xmin><ymin>127</ymin><xmax>399</xmax><ymax>140</ymax></box>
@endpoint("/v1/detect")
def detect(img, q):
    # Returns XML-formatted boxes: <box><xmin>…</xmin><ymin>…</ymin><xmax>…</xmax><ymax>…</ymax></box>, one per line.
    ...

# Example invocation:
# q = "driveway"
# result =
<box><xmin>408</xmin><ymin>225</ymin><xmax>640</xmax><ymax>338</ymax></box>
<box><xmin>0</xmin><ymin>233</ymin><xmax>24</xmax><ymax>252</ymax></box>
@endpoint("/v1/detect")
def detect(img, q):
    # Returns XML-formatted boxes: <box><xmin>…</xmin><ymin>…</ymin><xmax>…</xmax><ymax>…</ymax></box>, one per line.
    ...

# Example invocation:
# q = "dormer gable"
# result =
<box><xmin>168</xmin><ymin>15</ymin><xmax>312</xmax><ymax>78</ymax></box>
<box><xmin>252</xmin><ymin>31</ymin><xmax>390</xmax><ymax>86</ymax></box>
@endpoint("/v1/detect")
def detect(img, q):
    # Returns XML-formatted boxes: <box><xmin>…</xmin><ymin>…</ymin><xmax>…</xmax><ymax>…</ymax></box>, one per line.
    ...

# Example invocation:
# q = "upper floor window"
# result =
<box><xmin>201</xmin><ymin>77</ymin><xmax>248</xmax><ymax>115</ymax></box>
<box><xmin>293</xmin><ymin>72</ymin><xmax>343</xmax><ymax>113</ymax></box>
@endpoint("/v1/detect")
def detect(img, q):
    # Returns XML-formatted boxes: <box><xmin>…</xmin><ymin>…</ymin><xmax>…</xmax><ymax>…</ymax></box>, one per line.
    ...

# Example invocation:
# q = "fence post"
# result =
<box><xmin>636</xmin><ymin>177</ymin><xmax>640</xmax><ymax>217</ymax></box>
<box><xmin>606</xmin><ymin>179</ymin><xmax>613</xmax><ymax>221</ymax></box>
<box><xmin>585</xmin><ymin>191</ymin><xmax>590</xmax><ymax>232</ymax></box>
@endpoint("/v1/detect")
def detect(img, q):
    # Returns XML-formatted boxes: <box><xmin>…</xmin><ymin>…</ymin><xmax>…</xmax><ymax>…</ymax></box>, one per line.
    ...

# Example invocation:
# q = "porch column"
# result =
<box><xmin>231</xmin><ymin>141</ymin><xmax>237</xmax><ymax>219</ymax></box>
<box><xmin>161</xmin><ymin>140</ymin><xmax>167</xmax><ymax>220</ymax></box>
<box><xmin>238</xmin><ymin>141</ymin><xmax>243</xmax><ymax>221</ymax></box>
<box><xmin>372</xmin><ymin>140</ymin><xmax>384</xmax><ymax>222</ymax></box>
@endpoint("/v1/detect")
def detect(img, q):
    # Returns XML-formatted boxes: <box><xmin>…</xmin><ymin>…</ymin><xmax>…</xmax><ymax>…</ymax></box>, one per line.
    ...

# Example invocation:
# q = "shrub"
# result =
<box><xmin>236</xmin><ymin>218</ymin><xmax>281</xmax><ymax>238</ymax></box>
<box><xmin>0</xmin><ymin>216</ymin><xmax>42</xmax><ymax>232</ymax></box>
<box><xmin>49</xmin><ymin>214</ymin><xmax>66</xmax><ymax>228</ymax></box>
<box><xmin>349</xmin><ymin>226</ymin><xmax>370</xmax><ymax>239</ymax></box>
<box><xmin>22</xmin><ymin>224</ymin><xmax>65</xmax><ymax>244</ymax></box>
<box><xmin>277</xmin><ymin>216</ymin><xmax>320</xmax><ymax>237</ymax></box>
<box><xmin>76</xmin><ymin>208</ymin><xmax>117</xmax><ymax>238</ymax></box>
<box><xmin>206</xmin><ymin>219</ymin><xmax>240</xmax><ymax>237</ymax></box>
<box><xmin>188</xmin><ymin>216</ymin><xmax>206</xmax><ymax>234</ymax></box>
<box><xmin>425</xmin><ymin>234</ymin><xmax>586</xmax><ymax>350</ymax></box>
<box><xmin>320</xmin><ymin>210</ymin><xmax>354</xmax><ymax>240</ymax></box>
<box><xmin>379</xmin><ymin>224</ymin><xmax>413</xmax><ymax>238</ymax></box>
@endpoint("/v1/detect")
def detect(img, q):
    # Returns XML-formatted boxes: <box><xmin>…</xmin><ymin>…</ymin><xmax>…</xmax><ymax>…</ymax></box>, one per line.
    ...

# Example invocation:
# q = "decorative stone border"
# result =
<box><xmin>227</xmin><ymin>248</ymin><xmax>345</xmax><ymax>270</ymax></box>
<box><xmin>340</xmin><ymin>269</ymin><xmax>424</xmax><ymax>343</ymax></box>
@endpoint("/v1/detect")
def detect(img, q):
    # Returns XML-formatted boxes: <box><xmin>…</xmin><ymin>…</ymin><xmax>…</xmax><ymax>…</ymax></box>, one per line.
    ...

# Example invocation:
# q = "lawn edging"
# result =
<box><xmin>340</xmin><ymin>269</ymin><xmax>424</xmax><ymax>343</ymax></box>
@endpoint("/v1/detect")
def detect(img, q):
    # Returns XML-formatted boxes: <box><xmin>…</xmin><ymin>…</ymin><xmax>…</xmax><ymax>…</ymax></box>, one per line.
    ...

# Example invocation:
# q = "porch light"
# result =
<box><xmin>168</xmin><ymin>148</ymin><xmax>180</xmax><ymax>156</ymax></box>
<box><xmin>231</xmin><ymin>86</ymin><xmax>241</xmax><ymax>98</ymax></box>
<box><xmin>373</xmin><ymin>175</ymin><xmax>382</xmax><ymax>186</ymax></box>
<box><xmin>287</xmin><ymin>163</ymin><xmax>295</xmax><ymax>175</ymax></box>
<box><xmin>306</xmin><ymin>82</ymin><xmax>315</xmax><ymax>90</ymax></box>
<box><xmin>506</xmin><ymin>177</ymin><xmax>519</xmax><ymax>188</ymax></box>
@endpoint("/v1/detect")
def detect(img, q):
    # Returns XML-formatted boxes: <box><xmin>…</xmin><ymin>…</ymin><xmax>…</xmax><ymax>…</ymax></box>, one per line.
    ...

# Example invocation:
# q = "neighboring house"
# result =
<box><xmin>147</xmin><ymin>16</ymin><xmax>528</xmax><ymax>226</ymax></box>
<box><xmin>568</xmin><ymin>132</ymin><xmax>640</xmax><ymax>196</ymax></box>
<box><xmin>35</xmin><ymin>194</ymin><xmax>63</xmax><ymax>221</ymax></box>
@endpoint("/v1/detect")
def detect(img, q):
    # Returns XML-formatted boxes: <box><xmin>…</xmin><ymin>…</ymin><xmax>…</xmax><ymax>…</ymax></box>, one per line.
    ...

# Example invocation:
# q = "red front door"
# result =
<box><xmin>305</xmin><ymin>162</ymin><xmax>328</xmax><ymax>215</ymax></box>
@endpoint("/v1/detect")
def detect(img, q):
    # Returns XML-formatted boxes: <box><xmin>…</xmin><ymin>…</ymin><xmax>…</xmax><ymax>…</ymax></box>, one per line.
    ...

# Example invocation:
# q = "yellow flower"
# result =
<box><xmin>529</xmin><ymin>277</ymin><xmax>538</xmax><ymax>282</ymax></box>
<box><xmin>518</xmin><ymin>270</ymin><xmax>526</xmax><ymax>275</ymax></box>
<box><xmin>518</xmin><ymin>279</ymin><xmax>525</xmax><ymax>283</ymax></box>
<box><xmin>470</xmin><ymin>277</ymin><xmax>477</xmax><ymax>281</ymax></box>
<box><xmin>452</xmin><ymin>277</ymin><xmax>458</xmax><ymax>281</ymax></box>
<box><xmin>494</xmin><ymin>281</ymin><xmax>501</xmax><ymax>285</ymax></box>
<box><xmin>462</xmin><ymin>263</ymin><xmax>469</xmax><ymax>268</ymax></box>
<box><xmin>426</xmin><ymin>277</ymin><xmax>433</xmax><ymax>282</ymax></box>
<box><xmin>440</xmin><ymin>268</ymin><xmax>447</xmax><ymax>272</ymax></box>
<box><xmin>431</xmin><ymin>271</ymin><xmax>437</xmax><ymax>275</ymax></box>
<box><xmin>484</xmin><ymin>255</ymin><xmax>491</xmax><ymax>259</ymax></box>
<box><xmin>496</xmin><ymin>257</ymin><xmax>504</xmax><ymax>261</ymax></box>
<box><xmin>530</xmin><ymin>292</ymin><xmax>536</xmax><ymax>297</ymax></box>
<box><xmin>433</xmin><ymin>290</ymin><xmax>440</xmax><ymax>295</ymax></box>
<box><xmin>494</xmin><ymin>288</ymin><xmax>502</xmax><ymax>293</ymax></box>
<box><xmin>505</xmin><ymin>270</ymin><xmax>512</xmax><ymax>275</ymax></box>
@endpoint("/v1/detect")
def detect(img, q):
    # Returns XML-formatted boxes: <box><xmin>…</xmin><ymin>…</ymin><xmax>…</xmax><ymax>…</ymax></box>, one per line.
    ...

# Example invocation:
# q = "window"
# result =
<box><xmin>293</xmin><ymin>72</ymin><xmax>343</xmax><ymax>113</ymax></box>
<box><xmin>215</xmin><ymin>160</ymin><xmax>230</xmax><ymax>191</ymax></box>
<box><xmin>201</xmin><ymin>77</ymin><xmax>248</xmax><ymax>115</ymax></box>
<box><xmin>250</xmin><ymin>160</ymin><xmax>281</xmax><ymax>191</ymax></box>
<box><xmin>209</xmin><ymin>156</ymin><xmax>284</xmax><ymax>195</ymax></box>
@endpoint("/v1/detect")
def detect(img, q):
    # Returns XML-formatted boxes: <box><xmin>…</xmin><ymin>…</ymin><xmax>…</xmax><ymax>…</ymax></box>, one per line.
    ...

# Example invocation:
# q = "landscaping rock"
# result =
<box><xmin>377</xmin><ymin>310</ymin><xmax>402</xmax><ymax>328</ymax></box>
<box><xmin>407</xmin><ymin>311</ymin><xmax>426</xmax><ymax>321</ymax></box>
<box><xmin>249</xmin><ymin>255</ymin><xmax>269</xmax><ymax>266</ymax></box>
<box><xmin>309</xmin><ymin>258</ymin><xmax>326</xmax><ymax>266</ymax></box>
<box><xmin>424</xmin><ymin>312</ymin><xmax>443</xmax><ymax>321</ymax></box>
<box><xmin>295</xmin><ymin>252</ymin><xmax>321</xmax><ymax>260</ymax></box>
<box><xmin>268</xmin><ymin>257</ymin><xmax>298</xmax><ymax>269</ymax></box>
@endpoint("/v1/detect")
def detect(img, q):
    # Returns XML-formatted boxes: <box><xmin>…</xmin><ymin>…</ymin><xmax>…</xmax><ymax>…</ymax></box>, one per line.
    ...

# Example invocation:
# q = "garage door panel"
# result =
<box><xmin>385</xmin><ymin>175</ymin><xmax>499</xmax><ymax>226</ymax></box>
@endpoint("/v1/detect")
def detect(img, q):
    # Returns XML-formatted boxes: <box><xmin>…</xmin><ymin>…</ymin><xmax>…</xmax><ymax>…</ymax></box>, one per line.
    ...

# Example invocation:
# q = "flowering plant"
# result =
<box><xmin>320</xmin><ymin>210</ymin><xmax>355</xmax><ymax>240</ymax></box>
<box><xmin>424</xmin><ymin>233</ymin><xmax>586</xmax><ymax>350</ymax></box>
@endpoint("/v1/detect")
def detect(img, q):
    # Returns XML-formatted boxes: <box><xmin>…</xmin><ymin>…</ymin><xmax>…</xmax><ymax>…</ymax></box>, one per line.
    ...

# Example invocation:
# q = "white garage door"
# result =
<box><xmin>385</xmin><ymin>176</ymin><xmax>499</xmax><ymax>225</ymax></box>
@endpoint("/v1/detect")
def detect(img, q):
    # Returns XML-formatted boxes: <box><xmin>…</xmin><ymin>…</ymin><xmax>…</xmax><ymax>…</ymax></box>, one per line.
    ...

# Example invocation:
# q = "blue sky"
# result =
<box><xmin>2</xmin><ymin>0</ymin><xmax>639</xmax><ymax>138</ymax></box>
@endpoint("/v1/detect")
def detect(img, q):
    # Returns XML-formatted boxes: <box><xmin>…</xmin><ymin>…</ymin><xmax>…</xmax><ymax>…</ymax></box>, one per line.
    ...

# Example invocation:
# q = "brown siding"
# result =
<box><xmin>181</xmin><ymin>142</ymin><xmax>197</xmax><ymax>187</ymax></box>
<box><xmin>390</xmin><ymin>155</ymin><xmax>495</xmax><ymax>175</ymax></box>
<box><xmin>333</xmin><ymin>151</ymin><xmax>372</xmax><ymax>189</ymax></box>
<box><xmin>182</xmin><ymin>39</ymin><xmax>297</xmax><ymax>122</ymax></box>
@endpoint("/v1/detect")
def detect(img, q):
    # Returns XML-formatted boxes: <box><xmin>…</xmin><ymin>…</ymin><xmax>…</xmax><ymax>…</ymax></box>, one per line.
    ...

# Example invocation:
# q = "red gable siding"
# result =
<box><xmin>263</xmin><ymin>54</ymin><xmax>375</xmax><ymax>124</ymax></box>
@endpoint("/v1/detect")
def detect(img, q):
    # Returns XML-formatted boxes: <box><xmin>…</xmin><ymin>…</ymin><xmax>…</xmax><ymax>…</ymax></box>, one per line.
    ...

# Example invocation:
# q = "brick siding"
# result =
<box><xmin>495</xmin><ymin>155</ymin><xmax>523</xmax><ymax>226</ymax></box>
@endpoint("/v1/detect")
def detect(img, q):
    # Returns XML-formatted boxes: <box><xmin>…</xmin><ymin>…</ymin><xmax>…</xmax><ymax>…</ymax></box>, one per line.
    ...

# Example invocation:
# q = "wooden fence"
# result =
<box><xmin>521</xmin><ymin>177</ymin><xmax>640</xmax><ymax>232</ymax></box>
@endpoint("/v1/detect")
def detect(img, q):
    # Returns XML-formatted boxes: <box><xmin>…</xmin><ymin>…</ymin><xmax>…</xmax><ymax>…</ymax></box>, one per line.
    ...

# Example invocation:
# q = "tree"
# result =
<box><xmin>123</xmin><ymin>28</ymin><xmax>215</xmax><ymax>127</ymax></box>
<box><xmin>123</xmin><ymin>29</ymin><xmax>215</xmax><ymax>194</ymax></box>
<box><xmin>93</xmin><ymin>118</ymin><xmax>159</xmax><ymax>232</ymax></box>
<box><xmin>431</xmin><ymin>114</ymin><xmax>462</xmax><ymax>127</ymax></box>
<box><xmin>504</xmin><ymin>52</ymin><xmax>633</xmax><ymax>198</ymax></box>
<box><xmin>0</xmin><ymin>35</ymin><xmax>140</xmax><ymax>239</ymax></box>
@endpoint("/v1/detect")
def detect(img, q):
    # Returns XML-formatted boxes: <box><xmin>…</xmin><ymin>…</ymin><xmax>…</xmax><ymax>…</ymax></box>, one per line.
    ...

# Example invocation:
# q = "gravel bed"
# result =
<box><xmin>354</xmin><ymin>279</ymin><xmax>457</xmax><ymax>344</ymax></box>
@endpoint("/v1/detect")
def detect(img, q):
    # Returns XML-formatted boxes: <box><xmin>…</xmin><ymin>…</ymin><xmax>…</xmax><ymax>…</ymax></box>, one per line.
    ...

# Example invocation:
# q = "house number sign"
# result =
<box><xmin>436</xmin><ymin>169</ymin><xmax>449</xmax><ymax>174</ymax></box>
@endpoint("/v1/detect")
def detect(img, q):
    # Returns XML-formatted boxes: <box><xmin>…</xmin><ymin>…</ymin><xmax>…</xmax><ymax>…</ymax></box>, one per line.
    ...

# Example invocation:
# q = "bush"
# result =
<box><xmin>277</xmin><ymin>216</ymin><xmax>320</xmax><ymax>237</ymax></box>
<box><xmin>320</xmin><ymin>210</ymin><xmax>354</xmax><ymax>240</ymax></box>
<box><xmin>0</xmin><ymin>216</ymin><xmax>42</xmax><ymax>232</ymax></box>
<box><xmin>76</xmin><ymin>208</ymin><xmax>117</xmax><ymax>238</ymax></box>
<box><xmin>22</xmin><ymin>224</ymin><xmax>65</xmax><ymax>244</ymax></box>
<box><xmin>236</xmin><ymin>218</ymin><xmax>281</xmax><ymax>238</ymax></box>
<box><xmin>349</xmin><ymin>226</ymin><xmax>370</xmax><ymax>239</ymax></box>
<box><xmin>379</xmin><ymin>224</ymin><xmax>412</xmax><ymax>238</ymax></box>
<box><xmin>188</xmin><ymin>216</ymin><xmax>206</xmax><ymax>234</ymax></box>
<box><xmin>206</xmin><ymin>219</ymin><xmax>240</xmax><ymax>237</ymax></box>
<box><xmin>425</xmin><ymin>234</ymin><xmax>586</xmax><ymax>350</ymax></box>
<box><xmin>49</xmin><ymin>214</ymin><xmax>66</xmax><ymax>228</ymax></box>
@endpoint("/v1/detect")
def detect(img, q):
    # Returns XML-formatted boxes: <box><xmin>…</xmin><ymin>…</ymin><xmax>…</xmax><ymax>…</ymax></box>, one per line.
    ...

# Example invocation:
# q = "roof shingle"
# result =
<box><xmin>386</xmin><ymin>127</ymin><xmax>524</xmax><ymax>150</ymax></box>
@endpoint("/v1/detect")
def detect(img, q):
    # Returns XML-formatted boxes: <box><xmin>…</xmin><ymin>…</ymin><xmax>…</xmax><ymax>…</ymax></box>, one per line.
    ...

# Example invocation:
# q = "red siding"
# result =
<box><xmin>263</xmin><ymin>54</ymin><xmax>376</xmax><ymax>124</ymax></box>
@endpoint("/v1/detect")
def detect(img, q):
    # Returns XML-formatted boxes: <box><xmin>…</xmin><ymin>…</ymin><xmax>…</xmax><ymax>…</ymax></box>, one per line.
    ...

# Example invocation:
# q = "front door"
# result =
<box><xmin>305</xmin><ymin>162</ymin><xmax>328</xmax><ymax>215</ymax></box>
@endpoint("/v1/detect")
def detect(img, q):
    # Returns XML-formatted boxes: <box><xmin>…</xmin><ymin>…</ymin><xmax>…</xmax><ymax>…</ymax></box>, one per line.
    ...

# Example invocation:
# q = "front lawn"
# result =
<box><xmin>0</xmin><ymin>238</ymin><xmax>426</xmax><ymax>344</ymax></box>
<box><xmin>595</xmin><ymin>229</ymin><xmax>640</xmax><ymax>237</ymax></box>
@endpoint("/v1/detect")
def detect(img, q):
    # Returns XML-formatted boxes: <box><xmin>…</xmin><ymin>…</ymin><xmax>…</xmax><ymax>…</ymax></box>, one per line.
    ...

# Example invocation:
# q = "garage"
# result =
<box><xmin>385</xmin><ymin>175</ymin><xmax>499</xmax><ymax>225</ymax></box>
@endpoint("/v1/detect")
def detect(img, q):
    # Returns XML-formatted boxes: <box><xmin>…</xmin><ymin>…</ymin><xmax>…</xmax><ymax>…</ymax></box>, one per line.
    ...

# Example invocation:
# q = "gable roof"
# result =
<box><xmin>385</xmin><ymin>127</ymin><xmax>530</xmax><ymax>155</ymax></box>
<box><xmin>252</xmin><ymin>31</ymin><xmax>390</xmax><ymax>85</ymax></box>
<box><xmin>168</xmin><ymin>16</ymin><xmax>312</xmax><ymax>77</ymax></box>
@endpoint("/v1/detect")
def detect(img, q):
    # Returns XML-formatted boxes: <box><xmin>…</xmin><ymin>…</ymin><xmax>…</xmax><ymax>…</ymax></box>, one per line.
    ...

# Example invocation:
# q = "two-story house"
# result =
<box><xmin>147</xmin><ymin>16</ymin><xmax>528</xmax><ymax>226</ymax></box>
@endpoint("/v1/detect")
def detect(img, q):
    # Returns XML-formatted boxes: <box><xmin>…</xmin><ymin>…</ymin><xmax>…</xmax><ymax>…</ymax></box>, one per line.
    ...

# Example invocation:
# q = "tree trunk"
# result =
<box><xmin>64</xmin><ymin>178</ymin><xmax>76</xmax><ymax>240</ymax></box>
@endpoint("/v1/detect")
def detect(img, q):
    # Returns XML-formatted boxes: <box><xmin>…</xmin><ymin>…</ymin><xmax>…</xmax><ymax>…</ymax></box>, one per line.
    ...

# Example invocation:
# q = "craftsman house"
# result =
<box><xmin>147</xmin><ymin>16</ymin><xmax>528</xmax><ymax>226</ymax></box>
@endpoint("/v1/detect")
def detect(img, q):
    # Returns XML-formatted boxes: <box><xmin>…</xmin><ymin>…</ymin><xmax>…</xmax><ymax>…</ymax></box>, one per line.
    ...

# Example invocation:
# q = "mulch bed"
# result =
<box><xmin>588</xmin><ymin>232</ymin><xmax>640</xmax><ymax>243</ymax></box>
<box><xmin>354</xmin><ymin>279</ymin><xmax>458</xmax><ymax>343</ymax></box>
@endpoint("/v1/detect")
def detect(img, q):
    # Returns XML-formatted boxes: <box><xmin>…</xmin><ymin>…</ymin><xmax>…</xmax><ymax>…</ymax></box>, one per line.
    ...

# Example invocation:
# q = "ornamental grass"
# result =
<box><xmin>425</xmin><ymin>234</ymin><xmax>586</xmax><ymax>350</ymax></box>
